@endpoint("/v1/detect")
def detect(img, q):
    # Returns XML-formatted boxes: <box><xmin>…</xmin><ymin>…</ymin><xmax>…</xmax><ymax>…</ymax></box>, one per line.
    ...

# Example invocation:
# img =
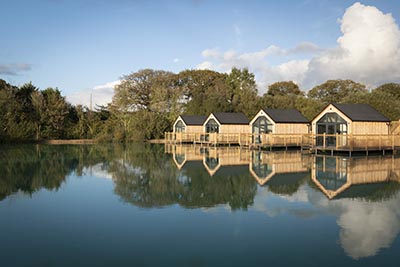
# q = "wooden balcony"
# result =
<box><xmin>165</xmin><ymin>132</ymin><xmax>400</xmax><ymax>154</ymax></box>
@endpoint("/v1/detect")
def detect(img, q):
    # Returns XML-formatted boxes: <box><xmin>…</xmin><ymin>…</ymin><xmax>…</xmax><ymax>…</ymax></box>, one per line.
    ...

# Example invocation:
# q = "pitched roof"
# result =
<box><xmin>261</xmin><ymin>108</ymin><xmax>309</xmax><ymax>123</ymax></box>
<box><xmin>180</xmin><ymin>115</ymin><xmax>207</xmax><ymax>125</ymax></box>
<box><xmin>212</xmin><ymin>112</ymin><xmax>249</xmax><ymax>125</ymax></box>
<box><xmin>332</xmin><ymin>103</ymin><xmax>390</xmax><ymax>122</ymax></box>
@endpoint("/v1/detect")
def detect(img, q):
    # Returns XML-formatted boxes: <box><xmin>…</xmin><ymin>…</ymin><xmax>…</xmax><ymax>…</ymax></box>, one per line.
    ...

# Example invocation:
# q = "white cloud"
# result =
<box><xmin>196</xmin><ymin>61</ymin><xmax>214</xmax><ymax>70</ymax></box>
<box><xmin>337</xmin><ymin>197</ymin><xmax>400</xmax><ymax>259</ymax></box>
<box><xmin>173</xmin><ymin>58</ymin><xmax>179</xmax><ymax>63</ymax></box>
<box><xmin>67</xmin><ymin>80</ymin><xmax>120</xmax><ymax>108</ymax></box>
<box><xmin>304</xmin><ymin>2</ymin><xmax>400</xmax><ymax>88</ymax></box>
<box><xmin>197</xmin><ymin>2</ymin><xmax>400</xmax><ymax>91</ymax></box>
<box><xmin>251</xmin><ymin>181</ymin><xmax>400</xmax><ymax>259</ymax></box>
<box><xmin>197</xmin><ymin>45</ymin><xmax>311</xmax><ymax>93</ymax></box>
<box><xmin>201</xmin><ymin>48</ymin><xmax>220</xmax><ymax>58</ymax></box>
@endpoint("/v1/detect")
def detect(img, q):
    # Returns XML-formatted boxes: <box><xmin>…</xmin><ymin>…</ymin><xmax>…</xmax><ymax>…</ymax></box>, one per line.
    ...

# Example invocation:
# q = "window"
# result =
<box><xmin>316</xmin><ymin>113</ymin><xmax>348</xmax><ymax>146</ymax></box>
<box><xmin>206</xmin><ymin>119</ymin><xmax>219</xmax><ymax>133</ymax></box>
<box><xmin>252</xmin><ymin>116</ymin><xmax>273</xmax><ymax>134</ymax></box>
<box><xmin>175</xmin><ymin>120</ymin><xmax>185</xmax><ymax>133</ymax></box>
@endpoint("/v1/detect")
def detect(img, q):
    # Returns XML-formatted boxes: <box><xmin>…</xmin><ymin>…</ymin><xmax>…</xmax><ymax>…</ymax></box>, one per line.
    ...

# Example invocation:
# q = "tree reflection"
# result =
<box><xmin>0</xmin><ymin>144</ymin><xmax>108</xmax><ymax>200</ymax></box>
<box><xmin>110</xmin><ymin>144</ymin><xmax>257</xmax><ymax>210</ymax></box>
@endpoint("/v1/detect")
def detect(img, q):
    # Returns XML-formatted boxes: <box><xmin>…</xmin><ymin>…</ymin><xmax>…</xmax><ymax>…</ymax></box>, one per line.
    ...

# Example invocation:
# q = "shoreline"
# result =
<box><xmin>1</xmin><ymin>139</ymin><xmax>166</xmax><ymax>145</ymax></box>
<box><xmin>38</xmin><ymin>139</ymin><xmax>96</xmax><ymax>144</ymax></box>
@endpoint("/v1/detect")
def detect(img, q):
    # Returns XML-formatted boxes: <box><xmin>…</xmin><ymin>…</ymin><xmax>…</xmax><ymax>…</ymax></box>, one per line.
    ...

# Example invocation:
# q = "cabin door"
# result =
<box><xmin>316</xmin><ymin>124</ymin><xmax>336</xmax><ymax>146</ymax></box>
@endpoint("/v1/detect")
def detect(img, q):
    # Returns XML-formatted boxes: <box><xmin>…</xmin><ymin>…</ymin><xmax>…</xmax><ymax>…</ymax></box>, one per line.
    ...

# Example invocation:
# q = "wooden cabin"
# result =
<box><xmin>168</xmin><ymin>115</ymin><xmax>207</xmax><ymax>143</ymax></box>
<box><xmin>311</xmin><ymin>103</ymin><xmax>391</xmax><ymax>149</ymax></box>
<box><xmin>203</xmin><ymin>112</ymin><xmax>249</xmax><ymax>134</ymax></box>
<box><xmin>250</xmin><ymin>108</ymin><xmax>309</xmax><ymax>135</ymax></box>
<box><xmin>249</xmin><ymin>108</ymin><xmax>309</xmax><ymax>146</ymax></box>
<box><xmin>201</xmin><ymin>112</ymin><xmax>250</xmax><ymax>144</ymax></box>
<box><xmin>173</xmin><ymin>115</ymin><xmax>207</xmax><ymax>133</ymax></box>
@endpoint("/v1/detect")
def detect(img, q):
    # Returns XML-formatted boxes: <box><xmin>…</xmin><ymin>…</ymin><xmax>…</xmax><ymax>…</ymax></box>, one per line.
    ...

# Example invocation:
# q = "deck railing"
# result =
<box><xmin>165</xmin><ymin>132</ymin><xmax>400</xmax><ymax>151</ymax></box>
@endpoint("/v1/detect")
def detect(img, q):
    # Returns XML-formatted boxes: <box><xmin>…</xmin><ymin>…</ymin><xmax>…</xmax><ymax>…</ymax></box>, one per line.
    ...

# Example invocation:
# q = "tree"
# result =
<box><xmin>113</xmin><ymin>69</ymin><xmax>173</xmax><ymax>112</ymax></box>
<box><xmin>111</xmin><ymin>69</ymin><xmax>178</xmax><ymax>141</ymax></box>
<box><xmin>307</xmin><ymin>79</ymin><xmax>367</xmax><ymax>104</ymax></box>
<box><xmin>373</xmin><ymin>83</ymin><xmax>400</xmax><ymax>100</ymax></box>
<box><xmin>178</xmin><ymin>69</ymin><xmax>230</xmax><ymax>115</ymax></box>
<box><xmin>31</xmin><ymin>90</ymin><xmax>46</xmax><ymax>140</ymax></box>
<box><xmin>267</xmin><ymin>81</ymin><xmax>304</xmax><ymax>96</ymax></box>
<box><xmin>226</xmin><ymin>67</ymin><xmax>260</xmax><ymax>117</ymax></box>
<box><xmin>41</xmin><ymin>88</ymin><xmax>70</xmax><ymax>139</ymax></box>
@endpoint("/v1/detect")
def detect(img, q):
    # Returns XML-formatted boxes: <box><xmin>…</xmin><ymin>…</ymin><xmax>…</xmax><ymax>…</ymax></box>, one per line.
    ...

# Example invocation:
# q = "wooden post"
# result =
<box><xmin>379</xmin><ymin>134</ymin><xmax>382</xmax><ymax>150</ymax></box>
<box><xmin>301</xmin><ymin>135</ymin><xmax>303</xmax><ymax>152</ymax></box>
<box><xmin>323</xmin><ymin>133</ymin><xmax>326</xmax><ymax>148</ymax></box>
<box><xmin>392</xmin><ymin>134</ymin><xmax>395</xmax><ymax>150</ymax></box>
<box><xmin>336</xmin><ymin>133</ymin><xmax>339</xmax><ymax>150</ymax></box>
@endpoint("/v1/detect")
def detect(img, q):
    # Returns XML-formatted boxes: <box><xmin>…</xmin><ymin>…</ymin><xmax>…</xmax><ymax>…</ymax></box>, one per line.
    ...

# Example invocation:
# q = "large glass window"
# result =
<box><xmin>175</xmin><ymin>120</ymin><xmax>185</xmax><ymax>133</ymax></box>
<box><xmin>205</xmin><ymin>119</ymin><xmax>219</xmax><ymax>133</ymax></box>
<box><xmin>252</xmin><ymin>116</ymin><xmax>273</xmax><ymax>144</ymax></box>
<box><xmin>316</xmin><ymin>113</ymin><xmax>348</xmax><ymax>146</ymax></box>
<box><xmin>252</xmin><ymin>116</ymin><xmax>273</xmax><ymax>134</ymax></box>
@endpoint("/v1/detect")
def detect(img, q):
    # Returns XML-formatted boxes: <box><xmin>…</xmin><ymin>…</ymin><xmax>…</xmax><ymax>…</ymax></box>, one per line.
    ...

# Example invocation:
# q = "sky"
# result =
<box><xmin>0</xmin><ymin>0</ymin><xmax>399</xmax><ymax>107</ymax></box>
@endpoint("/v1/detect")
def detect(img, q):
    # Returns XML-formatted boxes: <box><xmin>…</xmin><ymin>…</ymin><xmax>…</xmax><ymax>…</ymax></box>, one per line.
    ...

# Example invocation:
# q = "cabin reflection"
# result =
<box><xmin>202</xmin><ymin>147</ymin><xmax>251</xmax><ymax>176</ymax></box>
<box><xmin>249</xmin><ymin>151</ymin><xmax>309</xmax><ymax>186</ymax></box>
<box><xmin>312</xmin><ymin>155</ymin><xmax>400</xmax><ymax>200</ymax></box>
<box><xmin>166</xmin><ymin>145</ymin><xmax>310</xmax><ymax>190</ymax></box>
<box><xmin>165</xmin><ymin>144</ymin><xmax>204</xmax><ymax>169</ymax></box>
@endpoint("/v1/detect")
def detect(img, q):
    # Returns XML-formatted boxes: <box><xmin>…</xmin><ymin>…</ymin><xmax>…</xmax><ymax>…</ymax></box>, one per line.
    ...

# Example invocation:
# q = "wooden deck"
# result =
<box><xmin>165</xmin><ymin>132</ymin><xmax>310</xmax><ymax>149</ymax></box>
<box><xmin>165</xmin><ymin>132</ymin><xmax>400</xmax><ymax>154</ymax></box>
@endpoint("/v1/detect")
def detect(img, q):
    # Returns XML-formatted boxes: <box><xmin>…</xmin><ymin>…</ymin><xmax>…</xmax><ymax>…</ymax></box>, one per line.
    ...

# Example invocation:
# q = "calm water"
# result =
<box><xmin>0</xmin><ymin>143</ymin><xmax>399</xmax><ymax>267</ymax></box>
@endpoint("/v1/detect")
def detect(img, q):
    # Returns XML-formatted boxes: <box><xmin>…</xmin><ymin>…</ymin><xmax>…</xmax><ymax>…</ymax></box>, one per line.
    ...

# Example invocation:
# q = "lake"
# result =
<box><xmin>1</xmin><ymin>143</ymin><xmax>399</xmax><ymax>267</ymax></box>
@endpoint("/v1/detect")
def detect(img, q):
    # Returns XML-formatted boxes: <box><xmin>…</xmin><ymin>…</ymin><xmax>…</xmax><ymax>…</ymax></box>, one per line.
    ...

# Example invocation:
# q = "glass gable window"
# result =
<box><xmin>316</xmin><ymin>112</ymin><xmax>348</xmax><ymax>146</ymax></box>
<box><xmin>252</xmin><ymin>116</ymin><xmax>273</xmax><ymax>144</ymax></box>
<box><xmin>206</xmin><ymin>119</ymin><xmax>219</xmax><ymax>133</ymax></box>
<box><xmin>317</xmin><ymin>113</ymin><xmax>348</xmax><ymax>134</ymax></box>
<box><xmin>175</xmin><ymin>120</ymin><xmax>185</xmax><ymax>133</ymax></box>
<box><xmin>252</xmin><ymin>116</ymin><xmax>273</xmax><ymax>134</ymax></box>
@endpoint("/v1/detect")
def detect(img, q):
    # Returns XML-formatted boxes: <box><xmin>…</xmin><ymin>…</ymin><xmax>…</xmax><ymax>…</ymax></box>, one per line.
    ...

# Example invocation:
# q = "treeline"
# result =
<box><xmin>1</xmin><ymin>68</ymin><xmax>400</xmax><ymax>142</ymax></box>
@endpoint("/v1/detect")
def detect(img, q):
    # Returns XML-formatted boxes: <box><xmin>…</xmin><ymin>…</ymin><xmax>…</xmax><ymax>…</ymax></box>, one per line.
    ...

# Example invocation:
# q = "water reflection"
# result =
<box><xmin>312</xmin><ymin>155</ymin><xmax>400</xmax><ymax>200</ymax></box>
<box><xmin>166</xmin><ymin>144</ymin><xmax>400</xmax><ymax>259</ymax></box>
<box><xmin>0</xmin><ymin>144</ymin><xmax>105</xmax><ymax>201</ymax></box>
<box><xmin>1</xmin><ymin>143</ymin><xmax>400</xmax><ymax>261</ymax></box>
<box><xmin>310</xmin><ymin>155</ymin><xmax>400</xmax><ymax>258</ymax></box>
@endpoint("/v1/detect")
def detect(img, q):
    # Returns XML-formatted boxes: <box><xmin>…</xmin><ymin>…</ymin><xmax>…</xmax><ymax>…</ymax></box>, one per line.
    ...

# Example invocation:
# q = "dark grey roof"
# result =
<box><xmin>212</xmin><ymin>112</ymin><xmax>249</xmax><ymax>125</ymax></box>
<box><xmin>332</xmin><ymin>103</ymin><xmax>390</xmax><ymax>122</ymax></box>
<box><xmin>262</xmin><ymin>108</ymin><xmax>309</xmax><ymax>123</ymax></box>
<box><xmin>180</xmin><ymin>115</ymin><xmax>207</xmax><ymax>125</ymax></box>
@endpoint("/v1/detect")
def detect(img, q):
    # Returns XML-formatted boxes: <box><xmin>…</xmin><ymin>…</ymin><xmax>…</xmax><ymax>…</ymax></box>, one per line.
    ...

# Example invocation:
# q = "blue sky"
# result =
<box><xmin>1</xmin><ymin>0</ymin><xmax>399</xmax><ymax>106</ymax></box>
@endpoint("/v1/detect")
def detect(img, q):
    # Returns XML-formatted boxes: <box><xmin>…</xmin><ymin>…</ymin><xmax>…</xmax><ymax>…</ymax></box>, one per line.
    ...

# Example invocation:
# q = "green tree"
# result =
<box><xmin>373</xmin><ymin>83</ymin><xmax>400</xmax><ymax>100</ymax></box>
<box><xmin>31</xmin><ymin>90</ymin><xmax>46</xmax><ymax>140</ymax></box>
<box><xmin>308</xmin><ymin>79</ymin><xmax>367</xmax><ymax>104</ymax></box>
<box><xmin>112</xmin><ymin>69</ymin><xmax>176</xmax><ymax>141</ymax></box>
<box><xmin>113</xmin><ymin>69</ymin><xmax>173</xmax><ymax>112</ymax></box>
<box><xmin>226</xmin><ymin>67</ymin><xmax>260</xmax><ymax>117</ymax></box>
<box><xmin>178</xmin><ymin>69</ymin><xmax>230</xmax><ymax>115</ymax></box>
<box><xmin>41</xmin><ymin>88</ymin><xmax>70</xmax><ymax>139</ymax></box>
<box><xmin>267</xmin><ymin>81</ymin><xmax>304</xmax><ymax>96</ymax></box>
